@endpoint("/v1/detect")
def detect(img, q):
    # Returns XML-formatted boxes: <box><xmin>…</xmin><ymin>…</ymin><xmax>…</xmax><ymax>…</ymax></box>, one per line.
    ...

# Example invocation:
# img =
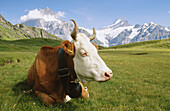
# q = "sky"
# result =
<box><xmin>0</xmin><ymin>0</ymin><xmax>170</xmax><ymax>29</ymax></box>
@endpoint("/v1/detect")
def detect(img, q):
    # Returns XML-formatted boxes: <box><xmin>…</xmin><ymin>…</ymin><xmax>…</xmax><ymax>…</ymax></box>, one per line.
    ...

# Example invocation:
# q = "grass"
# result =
<box><xmin>110</xmin><ymin>38</ymin><xmax>170</xmax><ymax>49</ymax></box>
<box><xmin>0</xmin><ymin>38</ymin><xmax>62</xmax><ymax>52</ymax></box>
<box><xmin>99</xmin><ymin>49</ymin><xmax>170</xmax><ymax>110</ymax></box>
<box><xmin>0</xmin><ymin>38</ymin><xmax>170</xmax><ymax>110</ymax></box>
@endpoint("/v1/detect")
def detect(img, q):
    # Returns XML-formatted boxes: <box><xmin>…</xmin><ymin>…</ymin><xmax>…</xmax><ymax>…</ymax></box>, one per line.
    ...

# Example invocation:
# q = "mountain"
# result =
<box><xmin>22</xmin><ymin>7</ymin><xmax>74</xmax><ymax>40</ymax></box>
<box><xmin>95</xmin><ymin>19</ymin><xmax>170</xmax><ymax>47</ymax></box>
<box><xmin>23</xmin><ymin>19</ymin><xmax>73</xmax><ymax>40</ymax></box>
<box><xmin>165</xmin><ymin>26</ymin><xmax>170</xmax><ymax>31</ymax></box>
<box><xmin>0</xmin><ymin>14</ymin><xmax>60</xmax><ymax>40</ymax></box>
<box><xmin>102</xmin><ymin>17</ymin><xmax>130</xmax><ymax>29</ymax></box>
<box><xmin>22</xmin><ymin>8</ymin><xmax>170</xmax><ymax>47</ymax></box>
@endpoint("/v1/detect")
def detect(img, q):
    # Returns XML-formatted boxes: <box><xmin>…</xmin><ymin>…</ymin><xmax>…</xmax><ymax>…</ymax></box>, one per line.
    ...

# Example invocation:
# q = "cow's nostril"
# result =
<box><xmin>105</xmin><ymin>72</ymin><xmax>110</xmax><ymax>77</ymax></box>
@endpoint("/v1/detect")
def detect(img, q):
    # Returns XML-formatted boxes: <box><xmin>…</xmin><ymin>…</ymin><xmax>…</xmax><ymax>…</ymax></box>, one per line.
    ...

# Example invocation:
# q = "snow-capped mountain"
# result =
<box><xmin>94</xmin><ymin>19</ymin><xmax>170</xmax><ymax>47</ymax></box>
<box><xmin>22</xmin><ymin>7</ymin><xmax>74</xmax><ymax>40</ymax></box>
<box><xmin>24</xmin><ymin>19</ymin><xmax>74</xmax><ymax>40</ymax></box>
<box><xmin>102</xmin><ymin>17</ymin><xmax>130</xmax><ymax>29</ymax></box>
<box><xmin>22</xmin><ymin>8</ymin><xmax>170</xmax><ymax>47</ymax></box>
<box><xmin>165</xmin><ymin>26</ymin><xmax>170</xmax><ymax>31</ymax></box>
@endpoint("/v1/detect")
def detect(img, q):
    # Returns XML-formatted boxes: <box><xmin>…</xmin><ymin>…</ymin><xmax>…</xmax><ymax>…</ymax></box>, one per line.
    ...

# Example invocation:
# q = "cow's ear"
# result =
<box><xmin>61</xmin><ymin>40</ymin><xmax>75</xmax><ymax>56</ymax></box>
<box><xmin>92</xmin><ymin>43</ymin><xmax>99</xmax><ymax>51</ymax></box>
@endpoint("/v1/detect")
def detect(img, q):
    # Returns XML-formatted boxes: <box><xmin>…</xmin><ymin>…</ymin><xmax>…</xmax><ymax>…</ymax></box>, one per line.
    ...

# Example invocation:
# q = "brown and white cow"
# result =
<box><xmin>27</xmin><ymin>19</ymin><xmax>113</xmax><ymax>105</ymax></box>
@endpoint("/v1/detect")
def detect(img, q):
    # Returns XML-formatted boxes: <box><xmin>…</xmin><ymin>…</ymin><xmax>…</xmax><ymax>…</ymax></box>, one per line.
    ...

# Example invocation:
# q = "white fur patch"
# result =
<box><xmin>64</xmin><ymin>95</ymin><xmax>71</xmax><ymax>103</ymax></box>
<box><xmin>73</xmin><ymin>35</ymin><xmax>112</xmax><ymax>82</ymax></box>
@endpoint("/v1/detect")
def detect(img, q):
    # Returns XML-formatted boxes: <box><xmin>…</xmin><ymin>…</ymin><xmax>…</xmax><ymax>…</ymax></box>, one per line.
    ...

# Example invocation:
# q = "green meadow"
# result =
<box><xmin>0</xmin><ymin>38</ymin><xmax>170</xmax><ymax>111</ymax></box>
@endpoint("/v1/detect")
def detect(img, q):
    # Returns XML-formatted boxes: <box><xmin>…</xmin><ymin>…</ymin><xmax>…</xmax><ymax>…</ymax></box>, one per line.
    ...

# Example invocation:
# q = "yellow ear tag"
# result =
<box><xmin>68</xmin><ymin>49</ymin><xmax>73</xmax><ymax>53</ymax></box>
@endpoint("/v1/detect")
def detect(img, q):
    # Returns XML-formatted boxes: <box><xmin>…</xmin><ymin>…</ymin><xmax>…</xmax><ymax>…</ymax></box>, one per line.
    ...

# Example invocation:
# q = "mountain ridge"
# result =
<box><xmin>0</xmin><ymin>14</ymin><xmax>61</xmax><ymax>40</ymax></box>
<box><xmin>21</xmin><ymin>8</ymin><xmax>170</xmax><ymax>47</ymax></box>
<box><xmin>102</xmin><ymin>17</ymin><xmax>131</xmax><ymax>30</ymax></box>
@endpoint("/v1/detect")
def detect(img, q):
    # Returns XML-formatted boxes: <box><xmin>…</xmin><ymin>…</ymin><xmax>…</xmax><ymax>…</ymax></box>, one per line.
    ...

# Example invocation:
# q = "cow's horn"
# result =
<box><xmin>89</xmin><ymin>28</ymin><xmax>96</xmax><ymax>41</ymax></box>
<box><xmin>70</xmin><ymin>19</ymin><xmax>78</xmax><ymax>40</ymax></box>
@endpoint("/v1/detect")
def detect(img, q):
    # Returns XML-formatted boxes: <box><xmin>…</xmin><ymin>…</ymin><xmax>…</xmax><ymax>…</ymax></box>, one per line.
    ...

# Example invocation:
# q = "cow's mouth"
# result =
<box><xmin>98</xmin><ymin>78</ymin><xmax>111</xmax><ymax>82</ymax></box>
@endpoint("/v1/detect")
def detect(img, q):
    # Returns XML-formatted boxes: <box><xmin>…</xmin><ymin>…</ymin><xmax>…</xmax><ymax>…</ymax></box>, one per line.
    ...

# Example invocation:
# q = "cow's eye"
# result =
<box><xmin>79</xmin><ymin>49</ymin><xmax>88</xmax><ymax>57</ymax></box>
<box><xmin>80</xmin><ymin>52</ymin><xmax>87</xmax><ymax>57</ymax></box>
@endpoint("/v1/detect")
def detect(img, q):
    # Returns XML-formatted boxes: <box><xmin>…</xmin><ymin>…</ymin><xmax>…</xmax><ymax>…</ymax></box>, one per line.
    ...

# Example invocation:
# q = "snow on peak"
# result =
<box><xmin>150</xmin><ymin>21</ymin><xmax>157</xmax><ymax>26</ymax></box>
<box><xmin>40</xmin><ymin>7</ymin><xmax>58</xmax><ymax>16</ymax></box>
<box><xmin>165</xmin><ymin>26</ymin><xmax>170</xmax><ymax>31</ymax></box>
<box><xmin>143</xmin><ymin>23</ymin><xmax>148</xmax><ymax>27</ymax></box>
<box><xmin>20</xmin><ymin>7</ymin><xmax>65</xmax><ymax>22</ymax></box>
<box><xmin>143</xmin><ymin>22</ymin><xmax>157</xmax><ymax>28</ymax></box>
<box><xmin>114</xmin><ymin>17</ymin><xmax>126</xmax><ymax>25</ymax></box>
<box><xmin>103</xmin><ymin>17</ymin><xmax>130</xmax><ymax>29</ymax></box>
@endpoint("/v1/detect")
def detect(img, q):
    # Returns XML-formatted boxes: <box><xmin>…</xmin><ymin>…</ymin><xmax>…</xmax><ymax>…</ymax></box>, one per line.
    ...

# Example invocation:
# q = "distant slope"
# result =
<box><xmin>0</xmin><ymin>14</ymin><xmax>61</xmax><ymax>40</ymax></box>
<box><xmin>0</xmin><ymin>38</ymin><xmax>62</xmax><ymax>52</ymax></box>
<box><xmin>110</xmin><ymin>38</ymin><xmax>170</xmax><ymax>49</ymax></box>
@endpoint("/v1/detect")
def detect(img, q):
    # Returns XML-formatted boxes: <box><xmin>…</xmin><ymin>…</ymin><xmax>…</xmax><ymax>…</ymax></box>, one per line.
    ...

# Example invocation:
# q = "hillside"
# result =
<box><xmin>1</xmin><ymin>37</ymin><xmax>168</xmax><ymax>52</ymax></box>
<box><xmin>110</xmin><ymin>38</ymin><xmax>170</xmax><ymax>49</ymax></box>
<box><xmin>0</xmin><ymin>15</ymin><xmax>61</xmax><ymax>40</ymax></box>
<box><xmin>0</xmin><ymin>38</ymin><xmax>62</xmax><ymax>52</ymax></box>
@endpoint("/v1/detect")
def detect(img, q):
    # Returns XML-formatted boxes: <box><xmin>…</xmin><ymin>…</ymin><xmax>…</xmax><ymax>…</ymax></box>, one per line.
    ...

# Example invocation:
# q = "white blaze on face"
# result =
<box><xmin>73</xmin><ymin>34</ymin><xmax>112</xmax><ymax>82</ymax></box>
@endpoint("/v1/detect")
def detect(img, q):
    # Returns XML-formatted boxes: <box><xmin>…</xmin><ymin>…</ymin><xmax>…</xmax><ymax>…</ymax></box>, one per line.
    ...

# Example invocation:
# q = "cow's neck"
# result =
<box><xmin>58</xmin><ymin>48</ymin><xmax>81</xmax><ymax>96</ymax></box>
<box><xmin>63</xmin><ymin>50</ymin><xmax>77</xmax><ymax>81</ymax></box>
<box><xmin>58</xmin><ymin>48</ymin><xmax>78</xmax><ymax>78</ymax></box>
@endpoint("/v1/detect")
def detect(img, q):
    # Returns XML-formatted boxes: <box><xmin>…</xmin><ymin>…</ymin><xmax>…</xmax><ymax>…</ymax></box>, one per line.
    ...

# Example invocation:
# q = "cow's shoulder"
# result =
<box><xmin>35</xmin><ymin>46</ymin><xmax>61</xmax><ymax>73</ymax></box>
<box><xmin>35</xmin><ymin>46</ymin><xmax>61</xmax><ymax>81</ymax></box>
<box><xmin>37</xmin><ymin>46</ymin><xmax>60</xmax><ymax>57</ymax></box>
<box><xmin>40</xmin><ymin>46</ymin><xmax>60</xmax><ymax>52</ymax></box>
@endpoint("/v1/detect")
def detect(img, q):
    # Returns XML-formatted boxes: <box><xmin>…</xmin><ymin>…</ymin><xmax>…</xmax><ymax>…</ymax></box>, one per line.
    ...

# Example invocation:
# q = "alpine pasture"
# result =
<box><xmin>0</xmin><ymin>38</ymin><xmax>170</xmax><ymax>111</ymax></box>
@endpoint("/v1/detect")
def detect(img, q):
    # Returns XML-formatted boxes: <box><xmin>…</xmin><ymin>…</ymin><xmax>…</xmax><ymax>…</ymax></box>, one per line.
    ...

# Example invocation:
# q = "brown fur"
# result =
<box><xmin>61</xmin><ymin>40</ymin><xmax>75</xmax><ymax>56</ymax></box>
<box><xmin>27</xmin><ymin>46</ymin><xmax>64</xmax><ymax>105</ymax></box>
<box><xmin>27</xmin><ymin>40</ymin><xmax>90</xmax><ymax>105</ymax></box>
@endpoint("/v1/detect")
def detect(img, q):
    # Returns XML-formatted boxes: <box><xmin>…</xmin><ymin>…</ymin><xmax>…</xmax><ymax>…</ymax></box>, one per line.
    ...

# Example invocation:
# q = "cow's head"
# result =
<box><xmin>62</xmin><ymin>19</ymin><xmax>113</xmax><ymax>82</ymax></box>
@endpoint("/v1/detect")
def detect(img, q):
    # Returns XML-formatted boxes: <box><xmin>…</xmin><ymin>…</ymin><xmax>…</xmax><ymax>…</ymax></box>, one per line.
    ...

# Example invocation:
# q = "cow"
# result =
<box><xmin>27</xmin><ymin>19</ymin><xmax>113</xmax><ymax>105</ymax></box>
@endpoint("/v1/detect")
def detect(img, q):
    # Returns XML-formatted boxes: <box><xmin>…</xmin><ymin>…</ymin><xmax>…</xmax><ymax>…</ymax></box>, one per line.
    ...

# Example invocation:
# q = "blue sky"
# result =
<box><xmin>0</xmin><ymin>0</ymin><xmax>170</xmax><ymax>29</ymax></box>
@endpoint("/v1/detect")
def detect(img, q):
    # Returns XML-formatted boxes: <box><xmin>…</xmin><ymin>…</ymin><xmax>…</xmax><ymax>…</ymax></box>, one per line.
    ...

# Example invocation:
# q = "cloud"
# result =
<box><xmin>168</xmin><ymin>11</ymin><xmax>170</xmax><ymax>13</ymax></box>
<box><xmin>20</xmin><ymin>9</ymin><xmax>42</xmax><ymax>22</ymax></box>
<box><xmin>57</xmin><ymin>11</ymin><xmax>65</xmax><ymax>18</ymax></box>
<box><xmin>20</xmin><ymin>8</ymin><xmax>65</xmax><ymax>22</ymax></box>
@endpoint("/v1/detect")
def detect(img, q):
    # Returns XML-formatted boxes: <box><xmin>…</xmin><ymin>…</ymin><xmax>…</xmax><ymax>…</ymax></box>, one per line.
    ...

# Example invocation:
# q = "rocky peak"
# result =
<box><xmin>40</xmin><ymin>7</ymin><xmax>58</xmax><ymax>16</ymax></box>
<box><xmin>165</xmin><ymin>26</ymin><xmax>170</xmax><ymax>31</ymax></box>
<box><xmin>114</xmin><ymin>17</ymin><xmax>125</xmax><ymax>24</ymax></box>
<box><xmin>149</xmin><ymin>21</ymin><xmax>157</xmax><ymax>25</ymax></box>
<box><xmin>103</xmin><ymin>17</ymin><xmax>130</xmax><ymax>29</ymax></box>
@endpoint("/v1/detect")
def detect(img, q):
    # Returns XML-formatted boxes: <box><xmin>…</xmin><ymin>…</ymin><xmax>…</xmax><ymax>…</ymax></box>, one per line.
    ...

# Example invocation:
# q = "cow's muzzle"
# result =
<box><xmin>104</xmin><ymin>71</ymin><xmax>113</xmax><ymax>81</ymax></box>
